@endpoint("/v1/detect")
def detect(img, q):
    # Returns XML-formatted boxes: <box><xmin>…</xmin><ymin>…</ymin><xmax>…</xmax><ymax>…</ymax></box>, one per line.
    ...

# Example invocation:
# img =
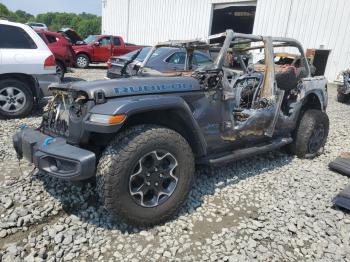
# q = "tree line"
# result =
<box><xmin>0</xmin><ymin>3</ymin><xmax>101</xmax><ymax>37</ymax></box>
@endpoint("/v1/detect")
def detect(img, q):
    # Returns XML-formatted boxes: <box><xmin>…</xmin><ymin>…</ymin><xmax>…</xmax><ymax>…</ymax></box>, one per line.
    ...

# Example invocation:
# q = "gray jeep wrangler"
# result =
<box><xmin>13</xmin><ymin>30</ymin><xmax>329</xmax><ymax>226</ymax></box>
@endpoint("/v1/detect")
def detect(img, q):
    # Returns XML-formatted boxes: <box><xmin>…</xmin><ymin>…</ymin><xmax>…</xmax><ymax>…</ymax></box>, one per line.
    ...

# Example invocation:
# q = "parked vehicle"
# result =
<box><xmin>59</xmin><ymin>28</ymin><xmax>143</xmax><ymax>68</ymax></box>
<box><xmin>106</xmin><ymin>46</ymin><xmax>212</xmax><ymax>79</ymax></box>
<box><xmin>36</xmin><ymin>29</ymin><xmax>76</xmax><ymax>80</ymax></box>
<box><xmin>107</xmin><ymin>47</ymin><xmax>150</xmax><ymax>78</ymax></box>
<box><xmin>336</xmin><ymin>69</ymin><xmax>350</xmax><ymax>103</ymax></box>
<box><xmin>25</xmin><ymin>22</ymin><xmax>48</xmax><ymax>31</ymax></box>
<box><xmin>0</xmin><ymin>20</ymin><xmax>59</xmax><ymax>118</ymax></box>
<box><xmin>13</xmin><ymin>30</ymin><xmax>329</xmax><ymax>226</ymax></box>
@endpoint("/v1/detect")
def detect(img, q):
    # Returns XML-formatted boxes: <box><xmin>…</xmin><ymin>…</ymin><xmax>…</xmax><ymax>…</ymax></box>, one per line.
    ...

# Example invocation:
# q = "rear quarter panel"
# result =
<box><xmin>301</xmin><ymin>76</ymin><xmax>328</xmax><ymax>110</ymax></box>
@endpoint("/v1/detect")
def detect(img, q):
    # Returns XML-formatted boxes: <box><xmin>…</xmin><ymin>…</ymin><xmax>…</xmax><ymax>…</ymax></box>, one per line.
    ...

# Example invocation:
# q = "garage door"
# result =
<box><xmin>211</xmin><ymin>1</ymin><xmax>257</xmax><ymax>34</ymax></box>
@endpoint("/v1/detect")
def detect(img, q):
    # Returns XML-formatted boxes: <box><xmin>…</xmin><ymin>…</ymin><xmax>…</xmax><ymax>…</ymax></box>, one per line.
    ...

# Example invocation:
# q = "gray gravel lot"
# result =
<box><xmin>0</xmin><ymin>66</ymin><xmax>350</xmax><ymax>261</ymax></box>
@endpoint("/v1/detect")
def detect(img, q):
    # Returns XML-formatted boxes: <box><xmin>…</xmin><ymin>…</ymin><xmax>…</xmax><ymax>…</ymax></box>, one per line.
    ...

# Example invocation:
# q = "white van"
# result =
<box><xmin>0</xmin><ymin>20</ymin><xmax>59</xmax><ymax>118</ymax></box>
<box><xmin>25</xmin><ymin>22</ymin><xmax>48</xmax><ymax>31</ymax></box>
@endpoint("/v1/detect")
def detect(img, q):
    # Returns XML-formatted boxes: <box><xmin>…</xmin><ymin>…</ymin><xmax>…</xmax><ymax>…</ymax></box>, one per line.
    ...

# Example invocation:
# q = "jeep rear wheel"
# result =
<box><xmin>0</xmin><ymin>79</ymin><xmax>34</xmax><ymax>118</ymax></box>
<box><xmin>290</xmin><ymin>109</ymin><xmax>329</xmax><ymax>158</ymax></box>
<box><xmin>96</xmin><ymin>125</ymin><xmax>195</xmax><ymax>226</ymax></box>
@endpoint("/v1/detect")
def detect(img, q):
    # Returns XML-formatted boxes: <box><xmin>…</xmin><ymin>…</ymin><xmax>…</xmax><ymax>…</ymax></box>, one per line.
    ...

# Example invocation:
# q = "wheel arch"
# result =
<box><xmin>301</xmin><ymin>91</ymin><xmax>325</xmax><ymax>112</ymax></box>
<box><xmin>89</xmin><ymin>96</ymin><xmax>208</xmax><ymax>158</ymax></box>
<box><xmin>121</xmin><ymin>109</ymin><xmax>207</xmax><ymax>157</ymax></box>
<box><xmin>0</xmin><ymin>73</ymin><xmax>38</xmax><ymax>97</ymax></box>
<box><xmin>76</xmin><ymin>52</ymin><xmax>91</xmax><ymax>61</ymax></box>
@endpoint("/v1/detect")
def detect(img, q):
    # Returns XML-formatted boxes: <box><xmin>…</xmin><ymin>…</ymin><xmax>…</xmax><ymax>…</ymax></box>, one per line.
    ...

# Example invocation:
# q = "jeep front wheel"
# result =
<box><xmin>290</xmin><ymin>109</ymin><xmax>329</xmax><ymax>158</ymax></box>
<box><xmin>96</xmin><ymin>125</ymin><xmax>195</xmax><ymax>226</ymax></box>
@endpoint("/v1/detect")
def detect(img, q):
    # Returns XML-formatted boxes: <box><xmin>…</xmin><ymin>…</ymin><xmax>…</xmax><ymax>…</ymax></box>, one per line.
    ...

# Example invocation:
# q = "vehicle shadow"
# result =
<box><xmin>62</xmin><ymin>76</ymin><xmax>86</xmax><ymax>83</ymax></box>
<box><xmin>35</xmin><ymin>150</ymin><xmax>293</xmax><ymax>233</ymax></box>
<box><xmin>87</xmin><ymin>65</ymin><xmax>108</xmax><ymax>70</ymax></box>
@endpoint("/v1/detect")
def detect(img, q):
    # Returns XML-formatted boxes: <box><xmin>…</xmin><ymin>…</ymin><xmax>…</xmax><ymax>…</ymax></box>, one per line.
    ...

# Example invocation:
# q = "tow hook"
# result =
<box><xmin>43</xmin><ymin>137</ymin><xmax>55</xmax><ymax>146</ymax></box>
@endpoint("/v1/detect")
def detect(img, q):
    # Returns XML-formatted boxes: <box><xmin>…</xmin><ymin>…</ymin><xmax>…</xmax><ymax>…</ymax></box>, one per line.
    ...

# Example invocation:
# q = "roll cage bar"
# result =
<box><xmin>140</xmin><ymin>30</ymin><xmax>311</xmax><ymax>78</ymax></box>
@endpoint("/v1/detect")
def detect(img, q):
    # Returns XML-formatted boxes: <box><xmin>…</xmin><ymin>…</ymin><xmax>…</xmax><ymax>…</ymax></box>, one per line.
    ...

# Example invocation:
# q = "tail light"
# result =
<box><xmin>107</xmin><ymin>58</ymin><xmax>112</xmax><ymax>69</ymax></box>
<box><xmin>44</xmin><ymin>55</ymin><xmax>56</xmax><ymax>70</ymax></box>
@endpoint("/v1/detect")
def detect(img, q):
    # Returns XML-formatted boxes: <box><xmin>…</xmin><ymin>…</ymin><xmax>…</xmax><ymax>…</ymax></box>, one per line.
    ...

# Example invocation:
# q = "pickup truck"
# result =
<box><xmin>59</xmin><ymin>28</ymin><xmax>143</xmax><ymax>68</ymax></box>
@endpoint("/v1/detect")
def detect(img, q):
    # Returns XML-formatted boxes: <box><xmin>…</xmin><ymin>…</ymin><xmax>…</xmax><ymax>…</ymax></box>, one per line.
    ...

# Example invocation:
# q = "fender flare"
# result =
<box><xmin>84</xmin><ymin>95</ymin><xmax>208</xmax><ymax>156</ymax></box>
<box><xmin>302</xmin><ymin>89</ymin><xmax>327</xmax><ymax>112</ymax></box>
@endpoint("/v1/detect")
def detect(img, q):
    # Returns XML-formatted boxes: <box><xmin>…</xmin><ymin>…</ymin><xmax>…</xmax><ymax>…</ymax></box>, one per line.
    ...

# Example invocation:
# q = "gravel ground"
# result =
<box><xmin>0</xmin><ymin>67</ymin><xmax>350</xmax><ymax>262</ymax></box>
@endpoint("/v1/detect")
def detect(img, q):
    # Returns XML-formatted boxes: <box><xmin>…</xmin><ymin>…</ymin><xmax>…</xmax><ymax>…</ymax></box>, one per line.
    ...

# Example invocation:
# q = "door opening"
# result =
<box><xmin>211</xmin><ymin>3</ymin><xmax>256</xmax><ymax>35</ymax></box>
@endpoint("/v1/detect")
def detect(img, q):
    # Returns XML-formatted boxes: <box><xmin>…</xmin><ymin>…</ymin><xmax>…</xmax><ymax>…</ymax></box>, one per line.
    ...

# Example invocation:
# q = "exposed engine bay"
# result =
<box><xmin>41</xmin><ymin>90</ymin><xmax>89</xmax><ymax>138</ymax></box>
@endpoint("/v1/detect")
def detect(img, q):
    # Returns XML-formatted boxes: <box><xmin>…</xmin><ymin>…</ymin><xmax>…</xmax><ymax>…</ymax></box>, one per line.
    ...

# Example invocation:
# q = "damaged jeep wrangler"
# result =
<box><xmin>13</xmin><ymin>30</ymin><xmax>329</xmax><ymax>226</ymax></box>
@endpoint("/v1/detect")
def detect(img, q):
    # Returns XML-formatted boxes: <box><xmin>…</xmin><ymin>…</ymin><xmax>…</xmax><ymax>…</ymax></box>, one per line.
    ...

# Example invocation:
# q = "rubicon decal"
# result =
<box><xmin>114</xmin><ymin>83</ymin><xmax>193</xmax><ymax>94</ymax></box>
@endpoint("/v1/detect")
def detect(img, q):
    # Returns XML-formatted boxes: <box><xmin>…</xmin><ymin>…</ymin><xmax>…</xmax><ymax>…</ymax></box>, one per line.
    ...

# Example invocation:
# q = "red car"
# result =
<box><xmin>36</xmin><ymin>29</ymin><xmax>75</xmax><ymax>80</ymax></box>
<box><xmin>59</xmin><ymin>28</ymin><xmax>143</xmax><ymax>68</ymax></box>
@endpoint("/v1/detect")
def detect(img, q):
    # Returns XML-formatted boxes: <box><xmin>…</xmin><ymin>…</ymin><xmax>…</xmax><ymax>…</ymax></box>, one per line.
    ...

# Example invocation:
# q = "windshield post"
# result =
<box><xmin>214</xmin><ymin>29</ymin><xmax>235</xmax><ymax>70</ymax></box>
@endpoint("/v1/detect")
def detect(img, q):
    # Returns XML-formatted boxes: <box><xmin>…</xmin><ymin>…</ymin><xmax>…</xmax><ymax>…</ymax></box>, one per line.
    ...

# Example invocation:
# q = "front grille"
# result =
<box><xmin>41</xmin><ymin>94</ymin><xmax>72</xmax><ymax>138</ymax></box>
<box><xmin>42</xmin><ymin>113</ymin><xmax>69</xmax><ymax>137</ymax></box>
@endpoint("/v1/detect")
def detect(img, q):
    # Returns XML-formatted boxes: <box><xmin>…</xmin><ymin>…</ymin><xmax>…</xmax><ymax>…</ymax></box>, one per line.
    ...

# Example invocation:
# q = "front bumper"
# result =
<box><xmin>13</xmin><ymin>128</ymin><xmax>96</xmax><ymax>181</ymax></box>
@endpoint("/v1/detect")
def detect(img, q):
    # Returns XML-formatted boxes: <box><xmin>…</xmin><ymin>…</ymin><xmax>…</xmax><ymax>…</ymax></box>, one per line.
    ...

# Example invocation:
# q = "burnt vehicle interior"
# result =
<box><xmin>136</xmin><ymin>31</ymin><xmax>311</xmax><ymax>142</ymax></box>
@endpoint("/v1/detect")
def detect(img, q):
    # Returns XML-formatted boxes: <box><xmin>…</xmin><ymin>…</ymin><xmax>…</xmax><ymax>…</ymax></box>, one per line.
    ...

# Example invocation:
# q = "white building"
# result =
<box><xmin>102</xmin><ymin>0</ymin><xmax>350</xmax><ymax>81</ymax></box>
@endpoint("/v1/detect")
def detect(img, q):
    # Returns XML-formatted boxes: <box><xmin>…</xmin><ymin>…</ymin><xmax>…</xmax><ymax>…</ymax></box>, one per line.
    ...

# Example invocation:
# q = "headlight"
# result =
<box><xmin>89</xmin><ymin>114</ymin><xmax>126</xmax><ymax>125</ymax></box>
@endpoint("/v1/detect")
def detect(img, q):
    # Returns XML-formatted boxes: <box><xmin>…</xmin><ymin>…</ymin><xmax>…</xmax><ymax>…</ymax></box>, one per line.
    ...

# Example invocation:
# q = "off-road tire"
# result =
<box><xmin>290</xmin><ymin>109</ymin><xmax>329</xmax><ymax>158</ymax></box>
<box><xmin>337</xmin><ymin>92</ymin><xmax>349</xmax><ymax>103</ymax></box>
<box><xmin>96</xmin><ymin>125</ymin><xmax>195</xmax><ymax>227</ymax></box>
<box><xmin>0</xmin><ymin>79</ymin><xmax>34</xmax><ymax>119</ymax></box>
<box><xmin>56</xmin><ymin>61</ymin><xmax>65</xmax><ymax>80</ymax></box>
<box><xmin>76</xmin><ymin>54</ymin><xmax>89</xmax><ymax>68</ymax></box>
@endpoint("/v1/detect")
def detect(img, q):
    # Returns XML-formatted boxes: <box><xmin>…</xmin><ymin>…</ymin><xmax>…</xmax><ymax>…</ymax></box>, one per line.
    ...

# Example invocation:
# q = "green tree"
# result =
<box><xmin>76</xmin><ymin>17</ymin><xmax>101</xmax><ymax>37</ymax></box>
<box><xmin>14</xmin><ymin>10</ymin><xmax>34</xmax><ymax>23</ymax></box>
<box><xmin>0</xmin><ymin>3</ymin><xmax>101</xmax><ymax>37</ymax></box>
<box><xmin>0</xmin><ymin>3</ymin><xmax>11</xmax><ymax>19</ymax></box>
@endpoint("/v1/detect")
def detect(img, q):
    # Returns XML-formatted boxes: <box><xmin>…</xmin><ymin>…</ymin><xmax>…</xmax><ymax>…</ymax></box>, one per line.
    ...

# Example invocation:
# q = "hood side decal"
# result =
<box><xmin>114</xmin><ymin>83</ymin><xmax>193</xmax><ymax>95</ymax></box>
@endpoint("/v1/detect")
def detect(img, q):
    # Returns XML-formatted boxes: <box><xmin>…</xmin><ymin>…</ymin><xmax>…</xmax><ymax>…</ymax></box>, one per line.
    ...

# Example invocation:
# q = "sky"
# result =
<box><xmin>0</xmin><ymin>0</ymin><xmax>101</xmax><ymax>16</ymax></box>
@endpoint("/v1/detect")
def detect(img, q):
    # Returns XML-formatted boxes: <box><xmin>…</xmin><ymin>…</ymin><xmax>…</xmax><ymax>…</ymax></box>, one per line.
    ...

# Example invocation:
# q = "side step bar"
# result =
<box><xmin>208</xmin><ymin>137</ymin><xmax>293</xmax><ymax>165</ymax></box>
